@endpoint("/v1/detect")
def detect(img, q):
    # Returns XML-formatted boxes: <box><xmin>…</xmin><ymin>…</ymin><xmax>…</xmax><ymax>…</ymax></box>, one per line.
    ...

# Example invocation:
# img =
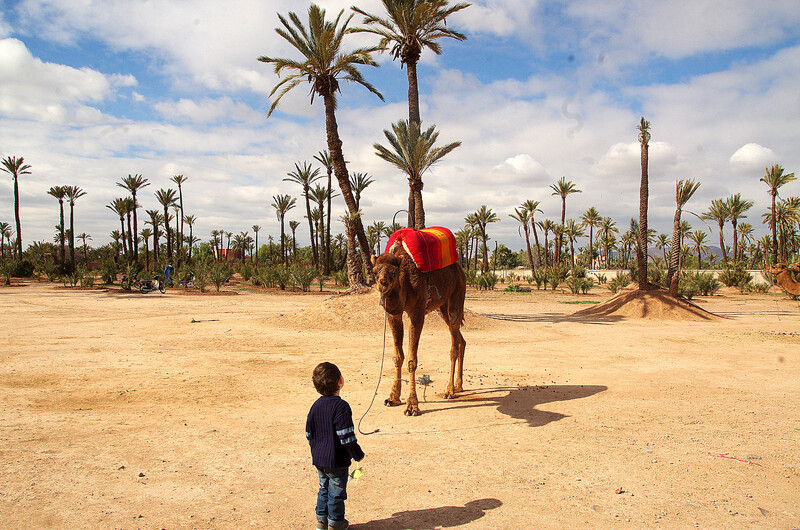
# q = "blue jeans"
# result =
<box><xmin>316</xmin><ymin>466</ymin><xmax>348</xmax><ymax>525</ymax></box>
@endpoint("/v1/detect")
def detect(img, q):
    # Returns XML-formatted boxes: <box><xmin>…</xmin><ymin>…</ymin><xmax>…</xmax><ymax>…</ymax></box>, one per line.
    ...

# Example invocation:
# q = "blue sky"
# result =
<box><xmin>1</xmin><ymin>0</ymin><xmax>799</xmax><ymax>253</ymax></box>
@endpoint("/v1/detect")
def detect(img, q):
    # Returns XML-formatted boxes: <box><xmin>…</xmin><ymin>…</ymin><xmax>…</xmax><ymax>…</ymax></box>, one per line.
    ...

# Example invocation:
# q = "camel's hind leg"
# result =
<box><xmin>439</xmin><ymin>302</ymin><xmax>467</xmax><ymax>399</ymax></box>
<box><xmin>384</xmin><ymin>313</ymin><xmax>404</xmax><ymax>407</ymax></box>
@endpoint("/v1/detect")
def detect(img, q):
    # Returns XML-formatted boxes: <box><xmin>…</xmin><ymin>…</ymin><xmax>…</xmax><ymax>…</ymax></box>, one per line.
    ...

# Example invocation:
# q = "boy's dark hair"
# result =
<box><xmin>313</xmin><ymin>362</ymin><xmax>342</xmax><ymax>396</ymax></box>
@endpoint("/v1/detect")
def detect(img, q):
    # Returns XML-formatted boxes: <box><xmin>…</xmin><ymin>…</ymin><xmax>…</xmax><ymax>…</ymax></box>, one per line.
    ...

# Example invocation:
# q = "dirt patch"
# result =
<box><xmin>574</xmin><ymin>288</ymin><xmax>719</xmax><ymax>321</ymax></box>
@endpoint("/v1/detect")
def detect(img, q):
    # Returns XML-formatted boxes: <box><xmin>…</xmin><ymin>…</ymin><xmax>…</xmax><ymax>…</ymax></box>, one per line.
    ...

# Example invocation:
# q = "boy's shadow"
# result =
<box><xmin>423</xmin><ymin>385</ymin><xmax>608</xmax><ymax>427</ymax></box>
<box><xmin>350</xmin><ymin>498</ymin><xmax>502</xmax><ymax>529</ymax></box>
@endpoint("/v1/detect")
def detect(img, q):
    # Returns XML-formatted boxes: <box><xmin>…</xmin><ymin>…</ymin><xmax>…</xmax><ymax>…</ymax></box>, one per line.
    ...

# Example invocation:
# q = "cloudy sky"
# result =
<box><xmin>1</xmin><ymin>0</ymin><xmax>799</xmax><ymax>253</ymax></box>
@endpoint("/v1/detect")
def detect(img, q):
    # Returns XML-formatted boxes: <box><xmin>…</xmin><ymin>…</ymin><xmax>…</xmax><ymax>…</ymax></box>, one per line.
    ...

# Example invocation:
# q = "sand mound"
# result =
<box><xmin>574</xmin><ymin>288</ymin><xmax>718</xmax><ymax>321</ymax></box>
<box><xmin>280</xmin><ymin>287</ymin><xmax>493</xmax><ymax>331</ymax></box>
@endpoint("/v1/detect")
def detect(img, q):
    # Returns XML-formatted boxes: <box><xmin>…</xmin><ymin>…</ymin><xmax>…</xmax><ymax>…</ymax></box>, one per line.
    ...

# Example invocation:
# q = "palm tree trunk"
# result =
<box><xmin>69</xmin><ymin>205</ymin><xmax>76</xmax><ymax>266</ymax></box>
<box><xmin>126</xmin><ymin>213</ymin><xmax>133</xmax><ymax>262</ymax></box>
<box><xmin>718</xmin><ymin>221</ymin><xmax>728</xmax><ymax>265</ymax></box>
<box><xmin>408</xmin><ymin>191</ymin><xmax>415</xmax><ymax>229</ymax></box>
<box><xmin>322</xmin><ymin>92</ymin><xmax>374</xmax><ymax>284</ymax></box>
<box><xmin>59</xmin><ymin>201</ymin><xmax>66</xmax><ymax>263</ymax></box>
<box><xmin>588</xmin><ymin>227</ymin><xmax>594</xmax><ymax>269</ymax></box>
<box><xmin>13</xmin><ymin>177</ymin><xmax>22</xmax><ymax>258</ymax></box>
<box><xmin>119</xmin><ymin>217</ymin><xmax>127</xmax><ymax>257</ymax></box>
<box><xmin>731</xmin><ymin>219</ymin><xmax>738</xmax><ymax>263</ymax></box>
<box><xmin>638</xmin><ymin>142</ymin><xmax>650</xmax><ymax>290</ymax></box>
<box><xmin>530</xmin><ymin>220</ymin><xmax>541</xmax><ymax>268</ymax></box>
<box><xmin>523</xmin><ymin>225</ymin><xmax>534</xmax><ymax>272</ymax></box>
<box><xmin>132</xmin><ymin>193</ymin><xmax>139</xmax><ymax>261</ymax></box>
<box><xmin>406</xmin><ymin>60</ymin><xmax>421</xmax><ymax>126</ymax></box>
<box><xmin>667</xmin><ymin>209</ymin><xmax>681</xmax><ymax>296</ymax></box>
<box><xmin>412</xmin><ymin>180</ymin><xmax>425</xmax><ymax>229</ymax></box>
<box><xmin>325</xmin><ymin>168</ymin><xmax>332</xmax><ymax>274</ymax></box>
<box><xmin>344</xmin><ymin>217</ymin><xmax>363</xmax><ymax>287</ymax></box>
<box><xmin>770</xmin><ymin>193</ymin><xmax>778</xmax><ymax>265</ymax></box>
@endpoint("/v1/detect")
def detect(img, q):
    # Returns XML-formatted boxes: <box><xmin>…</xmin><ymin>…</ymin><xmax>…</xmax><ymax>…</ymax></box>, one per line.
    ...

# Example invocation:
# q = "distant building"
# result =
<box><xmin>212</xmin><ymin>248</ymin><xmax>242</xmax><ymax>261</ymax></box>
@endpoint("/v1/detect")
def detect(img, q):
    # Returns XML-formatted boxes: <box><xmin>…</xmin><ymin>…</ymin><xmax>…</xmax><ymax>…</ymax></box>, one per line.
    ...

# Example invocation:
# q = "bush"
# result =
<box><xmin>80</xmin><ymin>268</ymin><xmax>95</xmax><ymax>288</ymax></box>
<box><xmin>532</xmin><ymin>269</ymin><xmax>547</xmax><ymax>290</ymax></box>
<box><xmin>566</xmin><ymin>276</ymin><xmax>594</xmax><ymax>294</ymax></box>
<box><xmin>718</xmin><ymin>266</ymin><xmax>752</xmax><ymax>287</ymax></box>
<box><xmin>478</xmin><ymin>272</ymin><xmax>498</xmax><ymax>290</ymax></box>
<box><xmin>465</xmin><ymin>269</ymin><xmax>478</xmax><ymax>288</ymax></box>
<box><xmin>9</xmin><ymin>259</ymin><xmax>35</xmax><ymax>278</ymax></box>
<box><xmin>677</xmin><ymin>273</ymin><xmax>700</xmax><ymax>300</ymax></box>
<box><xmin>648</xmin><ymin>263</ymin><xmax>666</xmax><ymax>286</ymax></box>
<box><xmin>240</xmin><ymin>262</ymin><xmax>253</xmax><ymax>282</ymax></box>
<box><xmin>101</xmin><ymin>260</ymin><xmax>117</xmax><ymax>285</ymax></box>
<box><xmin>291</xmin><ymin>265</ymin><xmax>317</xmax><ymax>292</ymax></box>
<box><xmin>691</xmin><ymin>272</ymin><xmax>721</xmax><ymax>296</ymax></box>
<box><xmin>593</xmin><ymin>273</ymin><xmax>607</xmax><ymax>285</ymax></box>
<box><xmin>608</xmin><ymin>273</ymin><xmax>631</xmax><ymax>294</ymax></box>
<box><xmin>192</xmin><ymin>258</ymin><xmax>211</xmax><ymax>293</ymax></box>
<box><xmin>547</xmin><ymin>266</ymin><xmax>568</xmax><ymax>290</ymax></box>
<box><xmin>332</xmin><ymin>269</ymin><xmax>349</xmax><ymax>287</ymax></box>
<box><xmin>210</xmin><ymin>261</ymin><xmax>232</xmax><ymax>292</ymax></box>
<box><xmin>0</xmin><ymin>260</ymin><xmax>12</xmax><ymax>285</ymax></box>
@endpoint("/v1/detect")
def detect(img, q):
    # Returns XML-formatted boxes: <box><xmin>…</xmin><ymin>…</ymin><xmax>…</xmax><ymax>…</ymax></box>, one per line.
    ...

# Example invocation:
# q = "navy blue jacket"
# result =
<box><xmin>306</xmin><ymin>395</ymin><xmax>364</xmax><ymax>469</ymax></box>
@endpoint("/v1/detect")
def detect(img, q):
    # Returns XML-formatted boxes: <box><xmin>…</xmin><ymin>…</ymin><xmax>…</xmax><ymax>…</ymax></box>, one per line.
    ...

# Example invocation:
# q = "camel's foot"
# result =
<box><xmin>404</xmin><ymin>403</ymin><xmax>421</xmax><ymax>416</ymax></box>
<box><xmin>384</xmin><ymin>398</ymin><xmax>402</xmax><ymax>407</ymax></box>
<box><xmin>443</xmin><ymin>385</ymin><xmax>460</xmax><ymax>399</ymax></box>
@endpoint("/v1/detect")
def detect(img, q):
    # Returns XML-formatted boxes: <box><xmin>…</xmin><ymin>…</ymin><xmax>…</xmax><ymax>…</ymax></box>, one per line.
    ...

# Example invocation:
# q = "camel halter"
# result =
<box><xmin>357</xmin><ymin>312</ymin><xmax>388</xmax><ymax>436</ymax></box>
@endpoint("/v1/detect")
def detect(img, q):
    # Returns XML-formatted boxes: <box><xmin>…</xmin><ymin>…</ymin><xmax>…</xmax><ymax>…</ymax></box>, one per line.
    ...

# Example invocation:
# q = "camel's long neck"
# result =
<box><xmin>776</xmin><ymin>271</ymin><xmax>800</xmax><ymax>296</ymax></box>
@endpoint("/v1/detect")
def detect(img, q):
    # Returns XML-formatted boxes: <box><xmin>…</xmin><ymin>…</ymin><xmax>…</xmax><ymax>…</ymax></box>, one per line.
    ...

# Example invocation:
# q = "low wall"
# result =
<box><xmin>493</xmin><ymin>268</ymin><xmax>773</xmax><ymax>286</ymax></box>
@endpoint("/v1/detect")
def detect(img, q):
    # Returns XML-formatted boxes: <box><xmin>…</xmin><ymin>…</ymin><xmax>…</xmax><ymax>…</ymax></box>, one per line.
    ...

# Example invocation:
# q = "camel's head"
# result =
<box><xmin>372</xmin><ymin>252</ymin><xmax>402</xmax><ymax>314</ymax></box>
<box><xmin>765</xmin><ymin>263</ymin><xmax>787</xmax><ymax>276</ymax></box>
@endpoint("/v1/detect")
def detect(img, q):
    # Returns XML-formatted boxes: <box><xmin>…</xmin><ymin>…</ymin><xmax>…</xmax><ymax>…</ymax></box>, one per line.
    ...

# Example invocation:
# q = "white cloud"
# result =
<box><xmin>729</xmin><ymin>143</ymin><xmax>776</xmax><ymax>171</ymax></box>
<box><xmin>154</xmin><ymin>97</ymin><xmax>262</xmax><ymax>124</ymax></box>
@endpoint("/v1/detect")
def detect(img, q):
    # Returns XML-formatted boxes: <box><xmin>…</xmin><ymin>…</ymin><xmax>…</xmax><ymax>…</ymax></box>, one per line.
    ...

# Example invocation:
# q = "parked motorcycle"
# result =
<box><xmin>120</xmin><ymin>273</ymin><xmax>166</xmax><ymax>294</ymax></box>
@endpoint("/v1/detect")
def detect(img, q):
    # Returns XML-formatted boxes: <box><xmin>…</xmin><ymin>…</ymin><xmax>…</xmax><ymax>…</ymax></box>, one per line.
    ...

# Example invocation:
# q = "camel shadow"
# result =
<box><xmin>350</xmin><ymin>498</ymin><xmax>502</xmax><ymax>529</ymax></box>
<box><xmin>422</xmin><ymin>385</ymin><xmax>607</xmax><ymax>427</ymax></box>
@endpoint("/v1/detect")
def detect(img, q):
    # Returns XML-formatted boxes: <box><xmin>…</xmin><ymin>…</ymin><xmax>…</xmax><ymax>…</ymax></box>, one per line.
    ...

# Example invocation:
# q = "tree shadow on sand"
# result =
<box><xmin>421</xmin><ymin>385</ymin><xmax>608</xmax><ymax>427</ymax></box>
<box><xmin>350</xmin><ymin>498</ymin><xmax>502</xmax><ymax>529</ymax></box>
<box><xmin>479</xmin><ymin>312</ymin><xmax>624</xmax><ymax>324</ymax></box>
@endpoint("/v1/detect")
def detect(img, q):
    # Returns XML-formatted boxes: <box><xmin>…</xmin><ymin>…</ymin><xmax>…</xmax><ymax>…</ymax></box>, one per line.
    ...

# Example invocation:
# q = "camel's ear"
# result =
<box><xmin>370</xmin><ymin>254</ymin><xmax>377</xmax><ymax>266</ymax></box>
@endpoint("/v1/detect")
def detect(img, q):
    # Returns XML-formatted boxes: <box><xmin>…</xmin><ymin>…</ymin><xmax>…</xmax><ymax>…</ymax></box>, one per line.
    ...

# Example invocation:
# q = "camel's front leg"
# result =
<box><xmin>384</xmin><ymin>313</ymin><xmax>404</xmax><ymax>407</ymax></box>
<box><xmin>405</xmin><ymin>313</ymin><xmax>424</xmax><ymax>416</ymax></box>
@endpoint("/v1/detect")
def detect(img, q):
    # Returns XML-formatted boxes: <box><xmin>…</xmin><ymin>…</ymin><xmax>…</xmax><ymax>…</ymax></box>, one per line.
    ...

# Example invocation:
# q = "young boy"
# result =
<box><xmin>306</xmin><ymin>362</ymin><xmax>364</xmax><ymax>530</ymax></box>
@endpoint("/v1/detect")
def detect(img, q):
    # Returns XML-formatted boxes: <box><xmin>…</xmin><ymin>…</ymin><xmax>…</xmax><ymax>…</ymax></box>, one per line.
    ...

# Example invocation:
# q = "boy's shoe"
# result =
<box><xmin>328</xmin><ymin>519</ymin><xmax>349</xmax><ymax>530</ymax></box>
<box><xmin>316</xmin><ymin>519</ymin><xmax>327</xmax><ymax>530</ymax></box>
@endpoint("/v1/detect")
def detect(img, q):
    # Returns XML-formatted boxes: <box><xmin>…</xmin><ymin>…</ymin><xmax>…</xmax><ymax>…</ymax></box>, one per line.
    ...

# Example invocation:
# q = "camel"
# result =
<box><xmin>765</xmin><ymin>263</ymin><xmax>800</xmax><ymax>296</ymax></box>
<box><xmin>372</xmin><ymin>243</ymin><xmax>467</xmax><ymax>416</ymax></box>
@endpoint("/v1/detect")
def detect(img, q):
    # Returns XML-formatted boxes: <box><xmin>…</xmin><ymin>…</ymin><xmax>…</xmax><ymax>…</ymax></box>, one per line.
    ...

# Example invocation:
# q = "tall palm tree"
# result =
<box><xmin>725</xmin><ymin>193</ymin><xmax>754</xmax><ymax>264</ymax></box>
<box><xmin>64</xmin><ymin>186</ymin><xmax>87</xmax><ymax>267</ymax></box>
<box><xmin>106</xmin><ymin>198</ymin><xmax>129</xmax><ymax>257</ymax></box>
<box><xmin>701</xmin><ymin>199</ymin><xmax>730</xmax><ymax>266</ymax></box>
<box><xmin>288</xmin><ymin>220</ymin><xmax>301</xmax><ymax>260</ymax></box>
<box><xmin>353</xmin><ymin>0</ymin><xmax>469</xmax><ymax>228</ymax></box>
<box><xmin>688</xmin><ymin>230</ymin><xmax>709</xmax><ymax>269</ymax></box>
<box><xmin>522</xmin><ymin>199</ymin><xmax>543</xmax><ymax>268</ymax></box>
<box><xmin>563</xmin><ymin>218</ymin><xmax>585</xmax><ymax>271</ymax></box>
<box><xmin>122</xmin><ymin>197</ymin><xmax>135</xmax><ymax>259</ymax></box>
<box><xmin>251</xmin><ymin>224</ymin><xmax>260</xmax><ymax>262</ymax></box>
<box><xmin>580</xmin><ymin>206</ymin><xmax>601</xmax><ymax>269</ymax></box>
<box><xmin>349</xmin><ymin>172</ymin><xmax>375</xmax><ymax>210</ymax></box>
<box><xmin>47</xmin><ymin>186</ymin><xmax>68</xmax><ymax>264</ymax></box>
<box><xmin>760</xmin><ymin>164</ymin><xmax>796</xmax><ymax>265</ymax></box>
<box><xmin>271</xmin><ymin>194</ymin><xmax>296</xmax><ymax>266</ymax></box>
<box><xmin>736</xmin><ymin>222</ymin><xmax>755</xmax><ymax>262</ymax></box>
<box><xmin>509</xmin><ymin>207</ymin><xmax>534</xmax><ymax>271</ymax></box>
<box><xmin>374</xmin><ymin>119</ymin><xmax>460</xmax><ymax>229</ymax></box>
<box><xmin>285</xmin><ymin>161</ymin><xmax>322</xmax><ymax>267</ymax></box>
<box><xmin>310</xmin><ymin>183</ymin><xmax>336</xmax><ymax>265</ymax></box>
<box><xmin>117</xmin><ymin>174</ymin><xmax>150</xmax><ymax>261</ymax></box>
<box><xmin>259</xmin><ymin>4</ymin><xmax>384</xmax><ymax>283</ymax></box>
<box><xmin>550</xmin><ymin>176</ymin><xmax>581</xmax><ymax>264</ymax></box>
<box><xmin>1</xmin><ymin>156</ymin><xmax>31</xmax><ymax>258</ymax></box>
<box><xmin>656</xmin><ymin>233</ymin><xmax>670</xmax><ymax>263</ymax></box>
<box><xmin>667</xmin><ymin>179</ymin><xmax>701</xmax><ymax>296</ymax></box>
<box><xmin>170</xmin><ymin>174</ymin><xmax>188</xmax><ymax>259</ymax></box>
<box><xmin>474</xmin><ymin>205</ymin><xmax>498</xmax><ymax>273</ymax></box>
<box><xmin>636</xmin><ymin>117</ymin><xmax>651</xmax><ymax>290</ymax></box>
<box><xmin>370</xmin><ymin>220</ymin><xmax>387</xmax><ymax>254</ymax></box>
<box><xmin>184</xmin><ymin>216</ymin><xmax>197</xmax><ymax>263</ymax></box>
<box><xmin>210</xmin><ymin>229</ymin><xmax>221</xmax><ymax>260</ymax></box>
<box><xmin>145</xmin><ymin>209</ymin><xmax>162</xmax><ymax>261</ymax></box>
<box><xmin>155</xmin><ymin>188</ymin><xmax>177</xmax><ymax>261</ymax></box>
<box><xmin>313</xmin><ymin>150</ymin><xmax>334</xmax><ymax>273</ymax></box>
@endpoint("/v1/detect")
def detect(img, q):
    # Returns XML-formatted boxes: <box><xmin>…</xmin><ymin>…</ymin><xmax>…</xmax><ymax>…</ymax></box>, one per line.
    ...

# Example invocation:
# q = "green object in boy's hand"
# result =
<box><xmin>350</xmin><ymin>463</ymin><xmax>364</xmax><ymax>483</ymax></box>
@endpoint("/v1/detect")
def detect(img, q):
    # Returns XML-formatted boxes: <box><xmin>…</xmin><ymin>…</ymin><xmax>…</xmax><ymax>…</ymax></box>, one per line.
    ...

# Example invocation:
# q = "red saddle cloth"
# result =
<box><xmin>384</xmin><ymin>227</ymin><xmax>458</xmax><ymax>272</ymax></box>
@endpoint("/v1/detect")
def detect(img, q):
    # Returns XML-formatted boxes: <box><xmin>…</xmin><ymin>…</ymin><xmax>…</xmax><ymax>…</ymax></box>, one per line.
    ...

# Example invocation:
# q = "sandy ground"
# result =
<box><xmin>1</xmin><ymin>281</ymin><xmax>799</xmax><ymax>529</ymax></box>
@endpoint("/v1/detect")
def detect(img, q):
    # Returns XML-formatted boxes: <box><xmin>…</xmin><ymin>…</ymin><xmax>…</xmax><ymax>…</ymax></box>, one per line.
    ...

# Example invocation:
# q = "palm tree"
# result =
<box><xmin>725</xmin><ymin>193</ymin><xmax>754</xmax><ymax>264</ymax></box>
<box><xmin>107</xmin><ymin>198</ymin><xmax>129</xmax><ymax>257</ymax></box>
<box><xmin>374</xmin><ymin>120</ymin><xmax>460</xmax><ymax>229</ymax></box>
<box><xmin>370</xmin><ymin>220</ymin><xmax>387</xmax><ymax>255</ymax></box>
<box><xmin>563</xmin><ymin>218</ymin><xmax>585</xmax><ymax>271</ymax></box>
<box><xmin>117</xmin><ymin>174</ymin><xmax>150</xmax><ymax>261</ymax></box>
<box><xmin>580</xmin><ymin>207</ymin><xmax>601</xmax><ymax>269</ymax></box>
<box><xmin>0</xmin><ymin>221</ymin><xmax>9</xmax><ymax>259</ymax></box>
<box><xmin>155</xmin><ymin>188</ymin><xmax>178</xmax><ymax>260</ymax></box>
<box><xmin>688</xmin><ymin>230</ymin><xmax>709</xmax><ymax>269</ymax></box>
<box><xmin>210</xmin><ymin>229</ymin><xmax>221</xmax><ymax>259</ymax></box>
<box><xmin>474</xmin><ymin>205</ymin><xmax>498</xmax><ymax>273</ymax></box>
<box><xmin>47</xmin><ymin>186</ymin><xmax>67</xmax><ymax>263</ymax></box>
<box><xmin>170</xmin><ymin>174</ymin><xmax>188</xmax><ymax>259</ymax></box>
<box><xmin>259</xmin><ymin>4</ymin><xmax>384</xmax><ymax>283</ymax></box>
<box><xmin>760</xmin><ymin>164</ymin><xmax>796</xmax><ymax>265</ymax></box>
<box><xmin>140</xmin><ymin>228</ymin><xmax>152</xmax><ymax>271</ymax></box>
<box><xmin>285</xmin><ymin>161</ymin><xmax>322</xmax><ymax>267</ymax></box>
<box><xmin>667</xmin><ymin>179</ymin><xmax>701</xmax><ymax>296</ymax></box>
<box><xmin>310</xmin><ymin>183</ymin><xmax>336</xmax><ymax>265</ymax></box>
<box><xmin>509</xmin><ymin>207</ymin><xmax>534</xmax><ymax>271</ymax></box>
<box><xmin>64</xmin><ymin>186</ymin><xmax>87</xmax><ymax>267</ymax></box>
<box><xmin>288</xmin><ymin>220</ymin><xmax>301</xmax><ymax>260</ymax></box>
<box><xmin>251</xmin><ymin>224</ymin><xmax>260</xmax><ymax>262</ymax></box>
<box><xmin>349</xmin><ymin>172</ymin><xmax>375</xmax><ymax>210</ymax></box>
<box><xmin>598</xmin><ymin>217</ymin><xmax>618</xmax><ymax>268</ymax></box>
<box><xmin>77</xmin><ymin>233</ymin><xmax>91</xmax><ymax>262</ymax></box>
<box><xmin>1</xmin><ymin>156</ymin><xmax>31</xmax><ymax>258</ymax></box>
<box><xmin>656</xmin><ymin>233</ymin><xmax>670</xmax><ymax>263</ymax></box>
<box><xmin>550</xmin><ymin>176</ymin><xmax>581</xmax><ymax>264</ymax></box>
<box><xmin>271</xmin><ymin>194</ymin><xmax>296</xmax><ymax>266</ymax></box>
<box><xmin>122</xmin><ymin>197</ymin><xmax>135</xmax><ymax>259</ymax></box>
<box><xmin>314</xmin><ymin>150</ymin><xmax>334</xmax><ymax>273</ymax></box>
<box><xmin>184</xmin><ymin>216</ymin><xmax>197</xmax><ymax>262</ymax></box>
<box><xmin>145</xmin><ymin>209</ymin><xmax>162</xmax><ymax>261</ymax></box>
<box><xmin>537</xmin><ymin>219</ymin><xmax>556</xmax><ymax>268</ymax></box>
<box><xmin>522</xmin><ymin>199</ymin><xmax>543</xmax><ymax>268</ymax></box>
<box><xmin>636</xmin><ymin>117</ymin><xmax>651</xmax><ymax>290</ymax></box>
<box><xmin>701</xmin><ymin>199</ymin><xmax>730</xmax><ymax>266</ymax></box>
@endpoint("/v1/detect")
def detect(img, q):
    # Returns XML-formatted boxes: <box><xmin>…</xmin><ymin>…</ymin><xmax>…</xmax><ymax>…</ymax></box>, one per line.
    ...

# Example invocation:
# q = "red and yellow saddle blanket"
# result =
<box><xmin>384</xmin><ymin>227</ymin><xmax>457</xmax><ymax>272</ymax></box>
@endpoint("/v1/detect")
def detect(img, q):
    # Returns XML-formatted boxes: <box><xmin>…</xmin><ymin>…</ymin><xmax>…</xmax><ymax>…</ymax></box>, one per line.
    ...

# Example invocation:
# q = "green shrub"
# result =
<box><xmin>677</xmin><ymin>273</ymin><xmax>700</xmax><ymax>300</ymax></box>
<box><xmin>692</xmin><ymin>272</ymin><xmax>721</xmax><ymax>296</ymax></box>
<box><xmin>608</xmin><ymin>273</ymin><xmax>631</xmax><ymax>294</ymax></box>
<box><xmin>566</xmin><ymin>276</ymin><xmax>595</xmax><ymax>294</ymax></box>
<box><xmin>532</xmin><ymin>269</ymin><xmax>547</xmax><ymax>290</ymax></box>
<box><xmin>0</xmin><ymin>261</ymin><xmax>12</xmax><ymax>285</ymax></box>
<box><xmin>718</xmin><ymin>266</ymin><xmax>752</xmax><ymax>287</ymax></box>
<box><xmin>240</xmin><ymin>262</ymin><xmax>253</xmax><ymax>282</ymax></box>
<box><xmin>648</xmin><ymin>263</ymin><xmax>666</xmax><ymax>285</ymax></box>
<box><xmin>101</xmin><ymin>260</ymin><xmax>117</xmax><ymax>285</ymax></box>
<box><xmin>291</xmin><ymin>265</ymin><xmax>317</xmax><ymax>292</ymax></box>
<box><xmin>210</xmin><ymin>262</ymin><xmax>232</xmax><ymax>292</ymax></box>
<box><xmin>80</xmin><ymin>268</ymin><xmax>95</xmax><ymax>288</ymax></box>
<box><xmin>572</xmin><ymin>265</ymin><xmax>587</xmax><ymax>279</ymax></box>
<box><xmin>192</xmin><ymin>258</ymin><xmax>211</xmax><ymax>293</ymax></box>
<box><xmin>332</xmin><ymin>269</ymin><xmax>349</xmax><ymax>287</ymax></box>
<box><xmin>478</xmin><ymin>272</ymin><xmax>498</xmax><ymax>290</ymax></box>
<box><xmin>593</xmin><ymin>273</ymin><xmax>607</xmax><ymax>285</ymax></box>
<box><xmin>465</xmin><ymin>269</ymin><xmax>478</xmax><ymax>288</ymax></box>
